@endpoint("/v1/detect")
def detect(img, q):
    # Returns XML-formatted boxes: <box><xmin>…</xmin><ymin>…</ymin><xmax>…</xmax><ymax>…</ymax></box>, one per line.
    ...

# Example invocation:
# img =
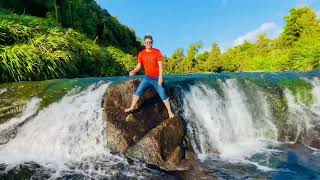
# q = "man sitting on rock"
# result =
<box><xmin>124</xmin><ymin>35</ymin><xmax>175</xmax><ymax>118</ymax></box>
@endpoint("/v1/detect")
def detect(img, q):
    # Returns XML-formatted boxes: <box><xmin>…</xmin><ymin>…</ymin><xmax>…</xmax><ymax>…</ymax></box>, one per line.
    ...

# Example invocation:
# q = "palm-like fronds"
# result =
<box><xmin>290</xmin><ymin>35</ymin><xmax>320</xmax><ymax>71</ymax></box>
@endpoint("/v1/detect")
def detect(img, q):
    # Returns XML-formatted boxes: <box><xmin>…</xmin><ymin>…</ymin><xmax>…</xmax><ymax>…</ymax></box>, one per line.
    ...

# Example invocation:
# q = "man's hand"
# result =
<box><xmin>158</xmin><ymin>77</ymin><xmax>163</xmax><ymax>86</ymax></box>
<box><xmin>129</xmin><ymin>70</ymin><xmax>136</xmax><ymax>76</ymax></box>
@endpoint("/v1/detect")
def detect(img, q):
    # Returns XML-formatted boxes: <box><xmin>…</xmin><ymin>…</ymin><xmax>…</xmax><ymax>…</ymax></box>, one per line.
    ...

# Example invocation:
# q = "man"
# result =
<box><xmin>124</xmin><ymin>35</ymin><xmax>175</xmax><ymax>118</ymax></box>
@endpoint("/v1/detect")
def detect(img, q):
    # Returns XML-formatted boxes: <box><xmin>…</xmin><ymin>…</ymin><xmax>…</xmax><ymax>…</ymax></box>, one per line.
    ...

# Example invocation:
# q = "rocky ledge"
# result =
<box><xmin>103</xmin><ymin>79</ymin><xmax>192</xmax><ymax>171</ymax></box>
<box><xmin>102</xmin><ymin>78</ymin><xmax>215</xmax><ymax>180</ymax></box>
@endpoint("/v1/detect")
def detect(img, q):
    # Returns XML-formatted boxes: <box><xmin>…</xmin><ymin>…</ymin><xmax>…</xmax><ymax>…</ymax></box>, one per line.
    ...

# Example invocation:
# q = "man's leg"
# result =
<box><xmin>125</xmin><ymin>78</ymin><xmax>150</xmax><ymax>112</ymax></box>
<box><xmin>151</xmin><ymin>80</ymin><xmax>175</xmax><ymax>118</ymax></box>
<box><xmin>124</xmin><ymin>95</ymin><xmax>139</xmax><ymax>112</ymax></box>
<box><xmin>163</xmin><ymin>98</ymin><xmax>175</xmax><ymax>118</ymax></box>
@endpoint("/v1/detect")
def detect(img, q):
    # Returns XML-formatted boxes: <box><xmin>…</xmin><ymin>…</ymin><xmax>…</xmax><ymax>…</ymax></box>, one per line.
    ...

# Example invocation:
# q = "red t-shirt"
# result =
<box><xmin>138</xmin><ymin>48</ymin><xmax>163</xmax><ymax>78</ymax></box>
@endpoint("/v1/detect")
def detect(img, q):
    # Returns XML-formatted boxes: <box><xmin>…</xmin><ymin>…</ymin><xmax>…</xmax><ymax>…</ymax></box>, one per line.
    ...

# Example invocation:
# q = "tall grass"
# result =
<box><xmin>0</xmin><ymin>11</ymin><xmax>136</xmax><ymax>82</ymax></box>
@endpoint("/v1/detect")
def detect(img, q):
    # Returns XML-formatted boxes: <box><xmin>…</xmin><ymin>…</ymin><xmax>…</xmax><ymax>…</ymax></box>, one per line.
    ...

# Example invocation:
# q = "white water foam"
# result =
<box><xmin>183</xmin><ymin>79</ymin><xmax>278</xmax><ymax>163</ymax></box>
<box><xmin>0</xmin><ymin>82</ymin><xmax>140</xmax><ymax>178</ymax></box>
<box><xmin>284</xmin><ymin>77</ymin><xmax>320</xmax><ymax>142</ymax></box>
<box><xmin>0</xmin><ymin>98</ymin><xmax>40</xmax><ymax>132</ymax></box>
<box><xmin>0</xmin><ymin>88</ymin><xmax>6</xmax><ymax>95</ymax></box>
<box><xmin>309</xmin><ymin>77</ymin><xmax>320</xmax><ymax>117</ymax></box>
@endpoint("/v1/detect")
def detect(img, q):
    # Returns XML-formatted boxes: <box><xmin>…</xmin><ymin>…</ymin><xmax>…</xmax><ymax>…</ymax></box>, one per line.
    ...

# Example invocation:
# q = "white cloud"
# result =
<box><xmin>233</xmin><ymin>22</ymin><xmax>282</xmax><ymax>46</ymax></box>
<box><xmin>317</xmin><ymin>9</ymin><xmax>320</xmax><ymax>17</ymax></box>
<box><xmin>295</xmin><ymin>0</ymin><xmax>317</xmax><ymax>7</ymax></box>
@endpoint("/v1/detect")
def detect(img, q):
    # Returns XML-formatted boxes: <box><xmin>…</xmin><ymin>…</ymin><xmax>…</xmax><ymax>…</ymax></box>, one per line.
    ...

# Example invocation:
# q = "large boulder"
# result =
<box><xmin>103</xmin><ymin>78</ymin><xmax>211</xmax><ymax>173</ymax></box>
<box><xmin>125</xmin><ymin>116</ymin><xmax>185</xmax><ymax>171</ymax></box>
<box><xmin>103</xmin><ymin>79</ymin><xmax>179</xmax><ymax>153</ymax></box>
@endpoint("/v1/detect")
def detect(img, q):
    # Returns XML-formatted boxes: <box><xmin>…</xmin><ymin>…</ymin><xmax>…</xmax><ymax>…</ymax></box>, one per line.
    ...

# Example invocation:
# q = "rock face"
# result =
<box><xmin>104</xmin><ymin>79</ymin><xmax>167</xmax><ymax>152</ymax></box>
<box><xmin>125</xmin><ymin>116</ymin><xmax>185</xmax><ymax>170</ymax></box>
<box><xmin>103</xmin><ymin>79</ymin><xmax>187</xmax><ymax>170</ymax></box>
<box><xmin>297</xmin><ymin>125</ymin><xmax>320</xmax><ymax>149</ymax></box>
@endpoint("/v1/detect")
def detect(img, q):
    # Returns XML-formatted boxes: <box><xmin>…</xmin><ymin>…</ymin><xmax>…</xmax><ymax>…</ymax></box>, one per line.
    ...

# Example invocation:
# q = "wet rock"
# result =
<box><xmin>297</xmin><ymin>125</ymin><xmax>320</xmax><ymax>149</ymax></box>
<box><xmin>125</xmin><ymin>116</ymin><xmax>186</xmax><ymax>171</ymax></box>
<box><xmin>103</xmin><ymin>78</ymin><xmax>217</xmax><ymax>174</ymax></box>
<box><xmin>0</xmin><ymin>127</ymin><xmax>17</xmax><ymax>145</ymax></box>
<box><xmin>172</xmin><ymin>151</ymin><xmax>217</xmax><ymax>180</ymax></box>
<box><xmin>103</xmin><ymin>79</ymin><xmax>170</xmax><ymax>153</ymax></box>
<box><xmin>0</xmin><ymin>101</ymin><xmax>27</xmax><ymax>123</ymax></box>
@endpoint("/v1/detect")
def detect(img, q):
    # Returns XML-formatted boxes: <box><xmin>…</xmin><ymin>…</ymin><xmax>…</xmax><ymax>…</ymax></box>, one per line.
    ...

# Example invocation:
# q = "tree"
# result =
<box><xmin>179</xmin><ymin>42</ymin><xmax>203</xmax><ymax>72</ymax></box>
<box><xmin>205</xmin><ymin>43</ymin><xmax>221</xmax><ymax>72</ymax></box>
<box><xmin>280</xmin><ymin>7</ymin><xmax>318</xmax><ymax>47</ymax></box>
<box><xmin>166</xmin><ymin>48</ymin><xmax>184</xmax><ymax>73</ymax></box>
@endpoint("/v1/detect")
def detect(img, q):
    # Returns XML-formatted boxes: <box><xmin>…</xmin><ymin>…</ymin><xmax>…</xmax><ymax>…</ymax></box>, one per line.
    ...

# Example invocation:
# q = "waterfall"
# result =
<box><xmin>0</xmin><ymin>98</ymin><xmax>40</xmax><ymax>144</ymax></box>
<box><xmin>183</xmin><ymin>77</ymin><xmax>320</xmax><ymax>166</ymax></box>
<box><xmin>0</xmin><ymin>81</ymin><xmax>166</xmax><ymax>179</ymax></box>
<box><xmin>0</xmin><ymin>82</ymin><xmax>126</xmax><ymax>178</ymax></box>
<box><xmin>183</xmin><ymin>79</ymin><xmax>278</xmax><ymax>161</ymax></box>
<box><xmin>0</xmin><ymin>74</ymin><xmax>319</xmax><ymax>178</ymax></box>
<box><xmin>283</xmin><ymin>78</ymin><xmax>320</xmax><ymax>143</ymax></box>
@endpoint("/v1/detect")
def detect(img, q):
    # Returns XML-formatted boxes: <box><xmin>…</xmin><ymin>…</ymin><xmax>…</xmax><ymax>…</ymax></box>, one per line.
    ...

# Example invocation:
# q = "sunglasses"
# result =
<box><xmin>145</xmin><ymin>41</ymin><xmax>153</xmax><ymax>44</ymax></box>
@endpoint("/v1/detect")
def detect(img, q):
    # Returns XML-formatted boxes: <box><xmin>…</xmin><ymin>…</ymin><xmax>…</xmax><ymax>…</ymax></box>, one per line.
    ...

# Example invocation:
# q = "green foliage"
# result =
<box><xmin>288</xmin><ymin>27</ymin><xmax>320</xmax><ymax>71</ymax></box>
<box><xmin>0</xmin><ymin>0</ymin><xmax>143</xmax><ymax>55</ymax></box>
<box><xmin>204</xmin><ymin>43</ymin><xmax>221</xmax><ymax>72</ymax></box>
<box><xmin>166</xmin><ymin>6</ymin><xmax>320</xmax><ymax>74</ymax></box>
<box><xmin>0</xmin><ymin>11</ymin><xmax>135</xmax><ymax>82</ymax></box>
<box><xmin>280</xmin><ymin>7</ymin><xmax>318</xmax><ymax>47</ymax></box>
<box><xmin>1</xmin><ymin>4</ymin><xmax>320</xmax><ymax>82</ymax></box>
<box><xmin>180</xmin><ymin>42</ymin><xmax>203</xmax><ymax>72</ymax></box>
<box><xmin>164</xmin><ymin>48</ymin><xmax>185</xmax><ymax>74</ymax></box>
<box><xmin>105</xmin><ymin>47</ymin><xmax>136</xmax><ymax>72</ymax></box>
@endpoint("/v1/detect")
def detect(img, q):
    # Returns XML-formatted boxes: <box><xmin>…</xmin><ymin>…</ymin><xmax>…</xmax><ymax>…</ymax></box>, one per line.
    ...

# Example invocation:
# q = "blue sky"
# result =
<box><xmin>97</xmin><ymin>0</ymin><xmax>320</xmax><ymax>56</ymax></box>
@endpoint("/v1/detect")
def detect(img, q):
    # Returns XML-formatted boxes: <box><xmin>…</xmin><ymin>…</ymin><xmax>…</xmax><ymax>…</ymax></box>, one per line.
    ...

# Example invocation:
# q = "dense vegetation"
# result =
<box><xmin>0</xmin><ymin>0</ymin><xmax>141</xmax><ymax>82</ymax></box>
<box><xmin>0</xmin><ymin>0</ymin><xmax>142</xmax><ymax>54</ymax></box>
<box><xmin>0</xmin><ymin>2</ymin><xmax>319</xmax><ymax>83</ymax></box>
<box><xmin>164</xmin><ymin>7</ymin><xmax>320</xmax><ymax>74</ymax></box>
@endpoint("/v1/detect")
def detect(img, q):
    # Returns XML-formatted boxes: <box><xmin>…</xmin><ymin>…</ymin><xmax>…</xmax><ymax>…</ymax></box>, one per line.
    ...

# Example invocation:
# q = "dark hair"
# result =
<box><xmin>144</xmin><ymin>35</ymin><xmax>153</xmax><ymax>41</ymax></box>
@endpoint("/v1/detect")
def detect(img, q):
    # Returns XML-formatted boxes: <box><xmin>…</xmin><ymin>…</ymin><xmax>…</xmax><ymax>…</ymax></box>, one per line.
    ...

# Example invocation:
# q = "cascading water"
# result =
<box><xmin>183</xmin><ymin>79</ymin><xmax>278</xmax><ymax>161</ymax></box>
<box><xmin>0</xmin><ymin>97</ymin><xmax>40</xmax><ymax>144</ymax></box>
<box><xmin>0</xmin><ymin>81</ymin><xmax>170</xmax><ymax>179</ymax></box>
<box><xmin>182</xmin><ymin>76</ymin><xmax>320</xmax><ymax>177</ymax></box>
<box><xmin>0</xmin><ymin>73</ymin><xmax>319</xmax><ymax>179</ymax></box>
<box><xmin>283</xmin><ymin>78</ymin><xmax>320</xmax><ymax>144</ymax></box>
<box><xmin>0</xmin><ymin>83</ymin><xmax>110</xmax><ymax>164</ymax></box>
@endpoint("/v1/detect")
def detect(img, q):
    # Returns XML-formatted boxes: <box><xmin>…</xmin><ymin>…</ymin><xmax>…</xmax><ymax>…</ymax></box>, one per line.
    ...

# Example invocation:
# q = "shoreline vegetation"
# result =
<box><xmin>0</xmin><ymin>1</ymin><xmax>319</xmax><ymax>83</ymax></box>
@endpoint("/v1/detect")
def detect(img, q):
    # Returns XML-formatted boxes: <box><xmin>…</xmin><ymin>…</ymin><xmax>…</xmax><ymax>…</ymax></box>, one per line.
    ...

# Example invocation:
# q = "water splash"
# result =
<box><xmin>0</xmin><ymin>81</ymin><xmax>172</xmax><ymax>179</ymax></box>
<box><xmin>283</xmin><ymin>77</ymin><xmax>320</xmax><ymax>143</ymax></box>
<box><xmin>0</xmin><ymin>82</ymin><xmax>128</xmax><ymax>178</ymax></box>
<box><xmin>309</xmin><ymin>78</ymin><xmax>320</xmax><ymax>117</ymax></box>
<box><xmin>183</xmin><ymin>79</ymin><xmax>278</xmax><ymax>162</ymax></box>
<box><xmin>0</xmin><ymin>88</ymin><xmax>6</xmax><ymax>95</ymax></box>
<box><xmin>0</xmin><ymin>98</ymin><xmax>40</xmax><ymax>144</ymax></box>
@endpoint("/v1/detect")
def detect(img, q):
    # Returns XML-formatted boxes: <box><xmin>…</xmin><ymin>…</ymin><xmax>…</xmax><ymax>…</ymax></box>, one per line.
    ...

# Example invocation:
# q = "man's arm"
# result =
<box><xmin>129</xmin><ymin>63</ymin><xmax>142</xmax><ymax>76</ymax></box>
<box><xmin>158</xmin><ymin>61</ymin><xmax>163</xmax><ymax>86</ymax></box>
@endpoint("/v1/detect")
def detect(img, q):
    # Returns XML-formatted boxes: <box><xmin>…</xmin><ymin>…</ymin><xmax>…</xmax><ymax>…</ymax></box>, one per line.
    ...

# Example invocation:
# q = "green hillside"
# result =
<box><xmin>0</xmin><ymin>0</ymin><xmax>142</xmax><ymax>82</ymax></box>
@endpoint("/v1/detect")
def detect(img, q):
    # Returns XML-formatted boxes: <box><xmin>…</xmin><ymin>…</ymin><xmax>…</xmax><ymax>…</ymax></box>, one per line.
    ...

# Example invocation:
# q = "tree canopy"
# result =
<box><xmin>164</xmin><ymin>6</ymin><xmax>320</xmax><ymax>74</ymax></box>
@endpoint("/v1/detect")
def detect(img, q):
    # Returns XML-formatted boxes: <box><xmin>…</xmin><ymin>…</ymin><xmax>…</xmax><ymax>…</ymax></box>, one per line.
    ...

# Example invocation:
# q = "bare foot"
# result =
<box><xmin>124</xmin><ymin>107</ymin><xmax>135</xmax><ymax>113</ymax></box>
<box><xmin>168</xmin><ymin>112</ymin><xmax>175</xmax><ymax>118</ymax></box>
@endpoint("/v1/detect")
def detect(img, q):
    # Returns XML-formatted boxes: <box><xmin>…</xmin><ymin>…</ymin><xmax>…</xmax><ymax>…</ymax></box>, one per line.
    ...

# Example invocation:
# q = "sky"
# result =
<box><xmin>97</xmin><ymin>0</ymin><xmax>320</xmax><ymax>56</ymax></box>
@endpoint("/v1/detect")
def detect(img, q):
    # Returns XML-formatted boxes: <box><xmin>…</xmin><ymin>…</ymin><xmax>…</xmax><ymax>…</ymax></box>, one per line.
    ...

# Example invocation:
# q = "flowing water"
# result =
<box><xmin>0</xmin><ymin>72</ymin><xmax>319</xmax><ymax>179</ymax></box>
